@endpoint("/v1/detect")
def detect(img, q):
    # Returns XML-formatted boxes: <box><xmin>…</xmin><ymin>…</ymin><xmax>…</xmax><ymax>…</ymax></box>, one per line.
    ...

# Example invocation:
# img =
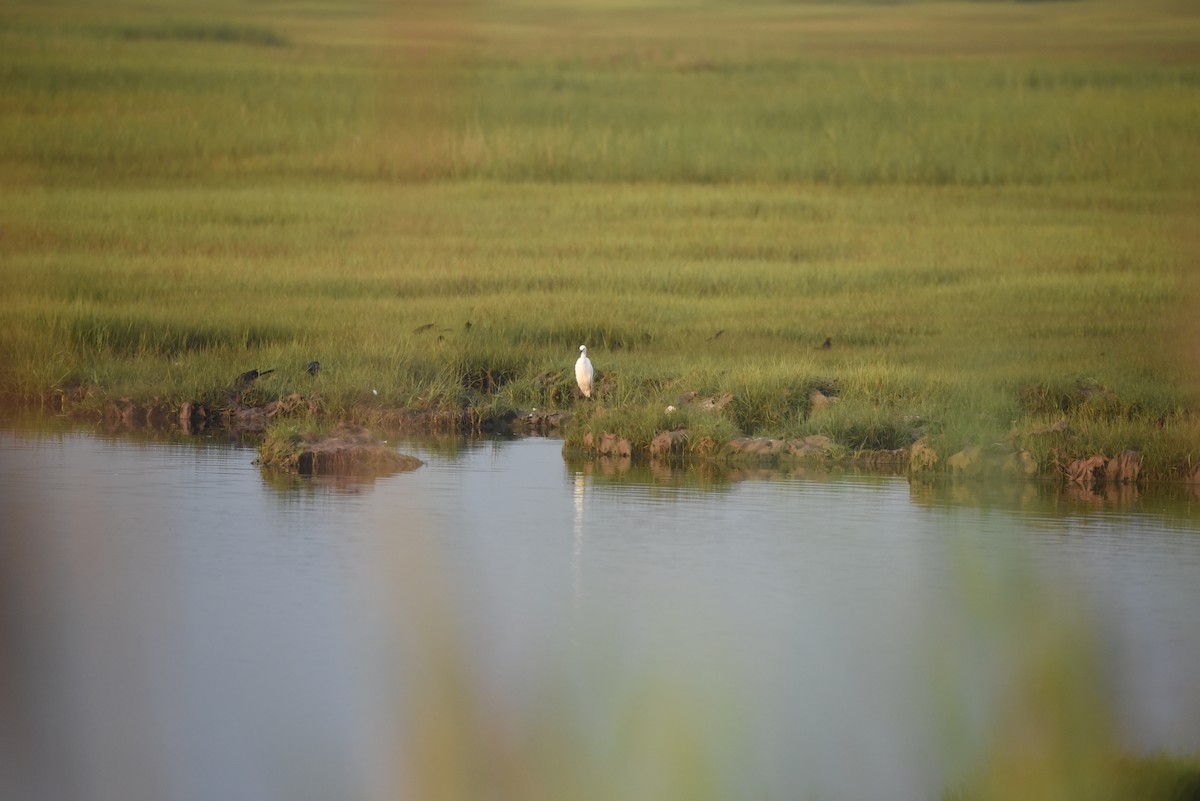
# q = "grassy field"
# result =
<box><xmin>2</xmin><ymin>0</ymin><xmax>1200</xmax><ymax>479</ymax></box>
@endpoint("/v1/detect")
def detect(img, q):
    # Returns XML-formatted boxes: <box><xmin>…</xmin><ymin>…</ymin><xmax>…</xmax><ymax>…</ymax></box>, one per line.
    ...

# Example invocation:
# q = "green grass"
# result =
<box><xmin>2</xmin><ymin>0</ymin><xmax>1200</xmax><ymax>478</ymax></box>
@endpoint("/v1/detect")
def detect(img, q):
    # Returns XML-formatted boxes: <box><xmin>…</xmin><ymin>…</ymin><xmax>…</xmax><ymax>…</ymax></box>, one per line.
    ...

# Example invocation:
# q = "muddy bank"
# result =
<box><xmin>256</xmin><ymin>423</ymin><xmax>423</xmax><ymax>477</ymax></box>
<box><xmin>15</xmin><ymin>389</ymin><xmax>572</xmax><ymax>442</ymax></box>
<box><xmin>34</xmin><ymin>391</ymin><xmax>547</xmax><ymax>437</ymax></box>
<box><xmin>13</xmin><ymin>390</ymin><xmax>1200</xmax><ymax>488</ymax></box>
<box><xmin>178</xmin><ymin>394</ymin><xmax>319</xmax><ymax>435</ymax></box>
<box><xmin>563</xmin><ymin>450</ymin><xmax>1200</xmax><ymax>510</ymax></box>
<box><xmin>572</xmin><ymin>428</ymin><xmax>1176</xmax><ymax>493</ymax></box>
<box><xmin>180</xmin><ymin>398</ymin><xmax>572</xmax><ymax>437</ymax></box>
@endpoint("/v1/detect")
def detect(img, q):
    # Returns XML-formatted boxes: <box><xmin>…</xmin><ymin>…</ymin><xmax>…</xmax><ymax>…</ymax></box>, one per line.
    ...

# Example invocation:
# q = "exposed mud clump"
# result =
<box><xmin>1066</xmin><ymin>450</ymin><xmax>1141</xmax><ymax>489</ymax></box>
<box><xmin>175</xmin><ymin>394</ymin><xmax>319</xmax><ymax>435</ymax></box>
<box><xmin>650</xmin><ymin>429</ymin><xmax>690</xmax><ymax>457</ymax></box>
<box><xmin>943</xmin><ymin>444</ymin><xmax>1039</xmax><ymax>479</ymax></box>
<box><xmin>909</xmin><ymin>439</ymin><xmax>940</xmax><ymax>473</ymax></box>
<box><xmin>582</xmin><ymin>430</ymin><xmax>634</xmax><ymax>458</ymax></box>
<box><xmin>724</xmin><ymin>434</ymin><xmax>838</xmax><ymax>461</ymax></box>
<box><xmin>498</xmin><ymin>409</ymin><xmax>572</xmax><ymax>433</ymax></box>
<box><xmin>258</xmin><ymin>424</ymin><xmax>423</xmax><ymax>477</ymax></box>
<box><xmin>220</xmin><ymin>393</ymin><xmax>315</xmax><ymax>434</ymax></box>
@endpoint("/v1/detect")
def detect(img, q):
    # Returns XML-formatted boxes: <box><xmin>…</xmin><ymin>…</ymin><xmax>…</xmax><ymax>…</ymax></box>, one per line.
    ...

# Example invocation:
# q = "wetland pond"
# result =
<box><xmin>2</xmin><ymin>419</ymin><xmax>1200</xmax><ymax>800</ymax></box>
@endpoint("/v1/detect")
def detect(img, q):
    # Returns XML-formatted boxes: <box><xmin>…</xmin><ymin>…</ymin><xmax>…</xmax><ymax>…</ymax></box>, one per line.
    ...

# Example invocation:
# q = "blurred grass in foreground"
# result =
<box><xmin>372</xmin><ymin>482</ymin><xmax>1200</xmax><ymax>801</ymax></box>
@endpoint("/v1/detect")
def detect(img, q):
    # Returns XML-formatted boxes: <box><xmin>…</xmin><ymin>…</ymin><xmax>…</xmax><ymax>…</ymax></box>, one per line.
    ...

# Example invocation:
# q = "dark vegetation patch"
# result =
<box><xmin>508</xmin><ymin>324</ymin><xmax>653</xmax><ymax>352</ymax></box>
<box><xmin>115</xmin><ymin>23</ymin><xmax>289</xmax><ymax>47</ymax></box>
<box><xmin>67</xmin><ymin>312</ymin><xmax>286</xmax><ymax>357</ymax></box>
<box><xmin>1019</xmin><ymin>379</ymin><xmax>1128</xmax><ymax>420</ymax></box>
<box><xmin>532</xmin><ymin>370</ymin><xmax>579</xmax><ymax>407</ymax></box>
<box><xmin>817</xmin><ymin>418</ymin><xmax>916</xmax><ymax>452</ymax></box>
<box><xmin>728</xmin><ymin>377</ymin><xmax>837</xmax><ymax>434</ymax></box>
<box><xmin>449</xmin><ymin>350</ymin><xmax>523</xmax><ymax>394</ymax></box>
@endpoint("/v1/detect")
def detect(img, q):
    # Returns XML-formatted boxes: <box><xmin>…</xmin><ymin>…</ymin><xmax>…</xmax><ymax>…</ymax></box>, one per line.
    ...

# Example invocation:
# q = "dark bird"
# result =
<box><xmin>235</xmin><ymin>368</ymin><xmax>274</xmax><ymax>389</ymax></box>
<box><xmin>306</xmin><ymin>361</ymin><xmax>321</xmax><ymax>376</ymax></box>
<box><xmin>820</xmin><ymin>337</ymin><xmax>832</xmax><ymax>349</ymax></box>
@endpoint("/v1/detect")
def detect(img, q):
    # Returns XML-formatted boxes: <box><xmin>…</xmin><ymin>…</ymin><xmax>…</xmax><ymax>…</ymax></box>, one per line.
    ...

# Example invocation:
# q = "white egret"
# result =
<box><xmin>575</xmin><ymin>345</ymin><xmax>594</xmax><ymax>399</ymax></box>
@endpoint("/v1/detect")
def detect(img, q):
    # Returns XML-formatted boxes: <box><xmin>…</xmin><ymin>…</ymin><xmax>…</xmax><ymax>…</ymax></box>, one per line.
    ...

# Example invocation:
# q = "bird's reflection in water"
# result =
<box><xmin>572</xmin><ymin>471</ymin><xmax>586</xmax><ymax>640</ymax></box>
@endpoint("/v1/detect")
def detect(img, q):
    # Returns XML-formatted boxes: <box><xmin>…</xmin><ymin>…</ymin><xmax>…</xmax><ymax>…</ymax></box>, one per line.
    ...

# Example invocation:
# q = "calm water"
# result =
<box><xmin>2</xmin><ymin>422</ymin><xmax>1199</xmax><ymax>801</ymax></box>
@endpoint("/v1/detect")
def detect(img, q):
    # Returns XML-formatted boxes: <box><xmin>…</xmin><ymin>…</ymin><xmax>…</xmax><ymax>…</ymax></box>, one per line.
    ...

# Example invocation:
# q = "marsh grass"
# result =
<box><xmin>64</xmin><ymin>307</ymin><xmax>286</xmax><ymax>357</ymax></box>
<box><xmin>257</xmin><ymin>415</ymin><xmax>325</xmax><ymax>468</ymax></box>
<box><xmin>2</xmin><ymin>0</ymin><xmax>1200</xmax><ymax>477</ymax></box>
<box><xmin>4</xmin><ymin>178</ymin><xmax>1197</xmax><ymax>475</ymax></box>
<box><xmin>114</xmin><ymin>22</ymin><xmax>289</xmax><ymax>47</ymax></box>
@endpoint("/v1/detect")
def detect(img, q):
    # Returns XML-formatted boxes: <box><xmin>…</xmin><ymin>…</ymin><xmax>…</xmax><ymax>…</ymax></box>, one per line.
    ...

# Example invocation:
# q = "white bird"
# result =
<box><xmin>575</xmin><ymin>345</ymin><xmax>594</xmax><ymax>399</ymax></box>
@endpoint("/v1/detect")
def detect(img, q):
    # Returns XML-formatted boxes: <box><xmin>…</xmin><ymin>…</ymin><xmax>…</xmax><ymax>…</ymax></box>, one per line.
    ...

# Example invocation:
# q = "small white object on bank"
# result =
<box><xmin>575</xmin><ymin>345</ymin><xmax>594</xmax><ymax>399</ymax></box>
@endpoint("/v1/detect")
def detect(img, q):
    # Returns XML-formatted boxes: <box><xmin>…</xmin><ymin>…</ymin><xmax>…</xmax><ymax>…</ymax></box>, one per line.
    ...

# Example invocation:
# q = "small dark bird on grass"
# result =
<box><xmin>235</xmin><ymin>368</ymin><xmax>274</xmax><ymax>389</ymax></box>
<box><xmin>306</xmin><ymin>361</ymin><xmax>321</xmax><ymax>376</ymax></box>
<box><xmin>820</xmin><ymin>337</ymin><xmax>832</xmax><ymax>349</ymax></box>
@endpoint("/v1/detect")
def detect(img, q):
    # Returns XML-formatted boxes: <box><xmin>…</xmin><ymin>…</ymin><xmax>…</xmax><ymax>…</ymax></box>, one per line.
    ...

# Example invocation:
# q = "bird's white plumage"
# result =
<box><xmin>575</xmin><ymin>345</ymin><xmax>594</xmax><ymax>399</ymax></box>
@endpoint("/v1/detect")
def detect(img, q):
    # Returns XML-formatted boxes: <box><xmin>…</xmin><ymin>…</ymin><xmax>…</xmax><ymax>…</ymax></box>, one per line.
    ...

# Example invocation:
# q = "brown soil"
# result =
<box><xmin>259</xmin><ymin>423</ymin><xmax>423</xmax><ymax>476</ymax></box>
